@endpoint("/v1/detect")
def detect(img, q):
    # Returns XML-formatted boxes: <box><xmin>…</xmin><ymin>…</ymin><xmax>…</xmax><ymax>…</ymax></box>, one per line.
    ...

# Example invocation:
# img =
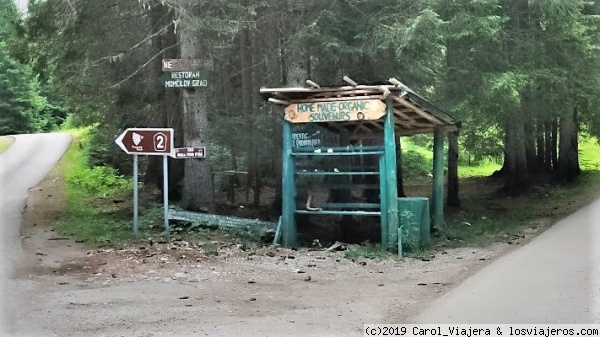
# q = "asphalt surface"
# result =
<box><xmin>417</xmin><ymin>195</ymin><xmax>600</xmax><ymax>323</ymax></box>
<box><xmin>0</xmin><ymin>133</ymin><xmax>71</xmax><ymax>335</ymax></box>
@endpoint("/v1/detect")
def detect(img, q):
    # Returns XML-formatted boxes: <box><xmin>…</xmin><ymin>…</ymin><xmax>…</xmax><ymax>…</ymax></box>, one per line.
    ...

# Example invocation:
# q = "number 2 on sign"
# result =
<box><xmin>154</xmin><ymin>133</ymin><xmax>166</xmax><ymax>151</ymax></box>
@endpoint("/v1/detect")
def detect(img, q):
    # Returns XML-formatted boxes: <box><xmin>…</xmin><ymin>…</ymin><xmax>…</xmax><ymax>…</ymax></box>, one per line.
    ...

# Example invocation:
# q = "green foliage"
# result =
<box><xmin>0</xmin><ymin>0</ymin><xmax>21</xmax><ymax>45</ymax></box>
<box><xmin>0</xmin><ymin>136</ymin><xmax>13</xmax><ymax>153</ymax></box>
<box><xmin>55</xmin><ymin>128</ymin><xmax>134</xmax><ymax>246</ymax></box>
<box><xmin>578</xmin><ymin>135</ymin><xmax>600</xmax><ymax>171</ymax></box>
<box><xmin>459</xmin><ymin>160</ymin><xmax>501</xmax><ymax>178</ymax></box>
<box><xmin>344</xmin><ymin>243</ymin><xmax>393</xmax><ymax>261</ymax></box>
<box><xmin>0</xmin><ymin>0</ymin><xmax>65</xmax><ymax>135</ymax></box>
<box><xmin>0</xmin><ymin>42</ymin><xmax>47</xmax><ymax>135</ymax></box>
<box><xmin>399</xmin><ymin>210</ymin><xmax>420</xmax><ymax>252</ymax></box>
<box><xmin>67</xmin><ymin>166</ymin><xmax>132</xmax><ymax>198</ymax></box>
<box><xmin>402</xmin><ymin>150</ymin><xmax>432</xmax><ymax>177</ymax></box>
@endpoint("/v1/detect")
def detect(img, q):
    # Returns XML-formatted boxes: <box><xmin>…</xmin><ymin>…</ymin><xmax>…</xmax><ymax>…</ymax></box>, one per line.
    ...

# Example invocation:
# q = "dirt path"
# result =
<box><xmin>414</xmin><ymin>196</ymin><xmax>600</xmax><ymax>323</ymax></box>
<box><xmin>10</xmin><ymin>169</ymin><xmax>531</xmax><ymax>337</ymax></box>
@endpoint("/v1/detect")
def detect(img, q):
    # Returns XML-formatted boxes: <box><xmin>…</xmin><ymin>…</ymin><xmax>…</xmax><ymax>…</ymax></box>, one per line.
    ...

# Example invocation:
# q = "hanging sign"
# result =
<box><xmin>284</xmin><ymin>99</ymin><xmax>386</xmax><ymax>123</ymax></box>
<box><xmin>171</xmin><ymin>147</ymin><xmax>206</xmax><ymax>159</ymax></box>
<box><xmin>162</xmin><ymin>59</ymin><xmax>214</xmax><ymax>71</ymax></box>
<box><xmin>115</xmin><ymin>128</ymin><xmax>174</xmax><ymax>156</ymax></box>
<box><xmin>161</xmin><ymin>71</ymin><xmax>209</xmax><ymax>88</ymax></box>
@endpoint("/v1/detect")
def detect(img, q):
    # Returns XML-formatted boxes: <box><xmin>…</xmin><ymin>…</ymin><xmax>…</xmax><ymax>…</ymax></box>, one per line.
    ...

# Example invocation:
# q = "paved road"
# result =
<box><xmin>417</xmin><ymin>196</ymin><xmax>600</xmax><ymax>323</ymax></box>
<box><xmin>0</xmin><ymin>133</ymin><xmax>71</xmax><ymax>335</ymax></box>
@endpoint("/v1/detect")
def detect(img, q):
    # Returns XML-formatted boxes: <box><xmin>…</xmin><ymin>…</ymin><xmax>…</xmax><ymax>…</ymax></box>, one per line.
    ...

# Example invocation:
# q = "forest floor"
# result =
<box><xmin>12</xmin><ymin>167</ymin><xmax>588</xmax><ymax>336</ymax></box>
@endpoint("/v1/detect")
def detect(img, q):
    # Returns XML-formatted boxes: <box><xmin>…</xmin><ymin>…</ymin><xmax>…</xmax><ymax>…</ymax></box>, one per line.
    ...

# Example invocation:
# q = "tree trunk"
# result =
<box><xmin>556</xmin><ymin>107</ymin><xmax>580</xmax><ymax>182</ymax></box>
<box><xmin>179</xmin><ymin>13</ymin><xmax>215</xmax><ymax>212</ymax></box>
<box><xmin>492</xmin><ymin>130</ymin><xmax>509</xmax><ymax>178</ymax></box>
<box><xmin>524</xmin><ymin>119</ymin><xmax>537</xmax><ymax>173</ymax></box>
<box><xmin>502</xmin><ymin>116</ymin><xmax>529</xmax><ymax>195</ymax></box>
<box><xmin>446</xmin><ymin>131</ymin><xmax>460</xmax><ymax>208</ymax></box>
<box><xmin>551</xmin><ymin>119</ymin><xmax>558</xmax><ymax>171</ymax></box>
<box><xmin>240</xmin><ymin>26</ymin><xmax>260</xmax><ymax>207</ymax></box>
<box><xmin>544</xmin><ymin>121</ymin><xmax>554</xmax><ymax>173</ymax></box>
<box><xmin>145</xmin><ymin>3</ymin><xmax>182</xmax><ymax>200</ymax></box>
<box><xmin>536</xmin><ymin>120</ymin><xmax>545</xmax><ymax>174</ymax></box>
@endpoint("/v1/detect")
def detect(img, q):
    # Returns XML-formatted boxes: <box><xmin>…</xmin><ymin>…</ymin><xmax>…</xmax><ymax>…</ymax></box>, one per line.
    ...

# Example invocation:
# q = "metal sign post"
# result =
<box><xmin>133</xmin><ymin>154</ymin><xmax>139</xmax><ymax>235</ymax></box>
<box><xmin>163</xmin><ymin>155</ymin><xmax>169</xmax><ymax>234</ymax></box>
<box><xmin>115</xmin><ymin>128</ymin><xmax>174</xmax><ymax>237</ymax></box>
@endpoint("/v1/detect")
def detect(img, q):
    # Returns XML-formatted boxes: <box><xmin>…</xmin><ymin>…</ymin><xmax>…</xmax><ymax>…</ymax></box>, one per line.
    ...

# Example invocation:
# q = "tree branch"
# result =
<box><xmin>94</xmin><ymin>22</ymin><xmax>174</xmax><ymax>66</ymax></box>
<box><xmin>108</xmin><ymin>43</ymin><xmax>179</xmax><ymax>89</ymax></box>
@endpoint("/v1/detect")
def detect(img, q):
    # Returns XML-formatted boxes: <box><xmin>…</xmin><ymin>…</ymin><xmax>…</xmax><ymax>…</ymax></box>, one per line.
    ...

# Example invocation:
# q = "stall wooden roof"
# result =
<box><xmin>260</xmin><ymin>77</ymin><xmax>460</xmax><ymax>137</ymax></box>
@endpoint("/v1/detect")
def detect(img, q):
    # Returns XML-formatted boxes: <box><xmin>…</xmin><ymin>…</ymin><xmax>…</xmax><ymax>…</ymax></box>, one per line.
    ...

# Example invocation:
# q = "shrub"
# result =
<box><xmin>67</xmin><ymin>165</ymin><xmax>132</xmax><ymax>198</ymax></box>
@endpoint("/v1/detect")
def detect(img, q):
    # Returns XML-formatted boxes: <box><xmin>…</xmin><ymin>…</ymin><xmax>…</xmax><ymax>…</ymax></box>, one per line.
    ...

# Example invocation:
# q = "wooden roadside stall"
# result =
<box><xmin>261</xmin><ymin>77</ymin><xmax>460</xmax><ymax>253</ymax></box>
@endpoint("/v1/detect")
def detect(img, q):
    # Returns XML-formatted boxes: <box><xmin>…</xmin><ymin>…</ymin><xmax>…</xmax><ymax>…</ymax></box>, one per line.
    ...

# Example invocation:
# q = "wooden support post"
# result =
<box><xmin>281</xmin><ymin>120</ymin><xmax>298</xmax><ymax>247</ymax></box>
<box><xmin>379</xmin><ymin>154</ymin><xmax>388</xmax><ymax>250</ymax></box>
<box><xmin>432</xmin><ymin>126</ymin><xmax>445</xmax><ymax>230</ymax></box>
<box><xmin>382</xmin><ymin>98</ymin><xmax>399</xmax><ymax>251</ymax></box>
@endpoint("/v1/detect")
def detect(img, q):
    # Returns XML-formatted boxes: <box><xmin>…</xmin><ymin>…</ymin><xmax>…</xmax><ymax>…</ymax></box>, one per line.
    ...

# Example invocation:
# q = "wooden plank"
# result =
<box><xmin>291</xmin><ymin>150</ymin><xmax>384</xmax><ymax>157</ymax></box>
<box><xmin>285</xmin><ymin>95</ymin><xmax>384</xmax><ymax>105</ymax></box>
<box><xmin>302</xmin><ymin>202</ymin><xmax>380</xmax><ymax>210</ymax></box>
<box><xmin>308</xmin><ymin>89</ymin><xmax>382</xmax><ymax>99</ymax></box>
<box><xmin>295</xmin><ymin>210</ymin><xmax>381</xmax><ymax>216</ymax></box>
<box><xmin>383</xmin><ymin>98</ymin><xmax>399</xmax><ymax>252</ymax></box>
<box><xmin>367</xmin><ymin>120</ymin><xmax>384</xmax><ymax>130</ymax></box>
<box><xmin>432</xmin><ymin>126</ymin><xmax>445</xmax><ymax>230</ymax></box>
<box><xmin>281</xmin><ymin>121</ymin><xmax>298</xmax><ymax>248</ymax></box>
<box><xmin>391</xmin><ymin>95</ymin><xmax>443</xmax><ymax>125</ymax></box>
<box><xmin>393</xmin><ymin>108</ymin><xmax>414</xmax><ymax>121</ymax></box>
<box><xmin>397</xmin><ymin>128</ymin><xmax>434</xmax><ymax>136</ymax></box>
<box><xmin>285</xmin><ymin>99</ymin><xmax>386</xmax><ymax>123</ymax></box>
<box><xmin>296</xmin><ymin>171</ymin><xmax>380</xmax><ymax>176</ymax></box>
<box><xmin>260</xmin><ymin>85</ymin><xmax>397</xmax><ymax>95</ymax></box>
<box><xmin>396</xmin><ymin>125</ymin><xmax>459</xmax><ymax>136</ymax></box>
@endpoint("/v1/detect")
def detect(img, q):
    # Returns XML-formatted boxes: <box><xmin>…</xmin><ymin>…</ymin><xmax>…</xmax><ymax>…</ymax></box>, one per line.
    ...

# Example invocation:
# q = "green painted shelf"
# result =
<box><xmin>296</xmin><ymin>171</ymin><xmax>379</xmax><ymax>176</ymax></box>
<box><xmin>291</xmin><ymin>151</ymin><xmax>384</xmax><ymax>157</ymax></box>
<box><xmin>295</xmin><ymin>210</ymin><xmax>381</xmax><ymax>216</ymax></box>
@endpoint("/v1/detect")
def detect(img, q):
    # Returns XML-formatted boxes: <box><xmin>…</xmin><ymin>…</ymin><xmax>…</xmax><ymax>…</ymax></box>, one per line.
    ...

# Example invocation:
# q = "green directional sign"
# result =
<box><xmin>161</xmin><ymin>70</ymin><xmax>209</xmax><ymax>88</ymax></box>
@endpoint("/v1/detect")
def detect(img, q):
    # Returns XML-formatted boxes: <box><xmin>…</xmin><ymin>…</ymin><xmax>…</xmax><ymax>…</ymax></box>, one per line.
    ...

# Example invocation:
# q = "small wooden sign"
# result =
<box><xmin>284</xmin><ymin>99</ymin><xmax>386</xmax><ymax>123</ymax></box>
<box><xmin>162</xmin><ymin>59</ymin><xmax>214</xmax><ymax>71</ymax></box>
<box><xmin>161</xmin><ymin>70</ymin><xmax>210</xmax><ymax>88</ymax></box>
<box><xmin>171</xmin><ymin>147</ymin><xmax>206</xmax><ymax>159</ymax></box>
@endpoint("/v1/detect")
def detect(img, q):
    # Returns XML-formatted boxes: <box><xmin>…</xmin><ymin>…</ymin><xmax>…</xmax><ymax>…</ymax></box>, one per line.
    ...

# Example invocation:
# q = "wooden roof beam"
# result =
<box><xmin>343</xmin><ymin>75</ymin><xmax>358</xmax><ymax>86</ymax></box>
<box><xmin>393</xmin><ymin>108</ymin><xmax>414</xmax><ymax>121</ymax></box>
<box><xmin>306</xmin><ymin>80</ymin><xmax>320</xmax><ymax>88</ymax></box>
<box><xmin>367</xmin><ymin>120</ymin><xmax>383</xmax><ymax>130</ymax></box>
<box><xmin>268</xmin><ymin>98</ymin><xmax>289</xmax><ymax>105</ymax></box>
<box><xmin>391</xmin><ymin>95</ymin><xmax>443</xmax><ymax>125</ymax></box>
<box><xmin>285</xmin><ymin>94</ymin><xmax>385</xmax><ymax>104</ymax></box>
<box><xmin>397</xmin><ymin>125</ymin><xmax>460</xmax><ymax>136</ymax></box>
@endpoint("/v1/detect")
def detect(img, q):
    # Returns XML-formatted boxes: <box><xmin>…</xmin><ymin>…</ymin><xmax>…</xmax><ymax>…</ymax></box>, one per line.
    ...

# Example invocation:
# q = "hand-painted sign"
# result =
<box><xmin>284</xmin><ymin>99</ymin><xmax>386</xmax><ymax>123</ymax></box>
<box><xmin>162</xmin><ymin>59</ymin><xmax>214</xmax><ymax>71</ymax></box>
<box><xmin>171</xmin><ymin>147</ymin><xmax>206</xmax><ymax>159</ymax></box>
<box><xmin>161</xmin><ymin>71</ymin><xmax>209</xmax><ymax>88</ymax></box>
<box><xmin>115</xmin><ymin>128</ymin><xmax>174</xmax><ymax>156</ymax></box>
<box><xmin>292</xmin><ymin>124</ymin><xmax>322</xmax><ymax>149</ymax></box>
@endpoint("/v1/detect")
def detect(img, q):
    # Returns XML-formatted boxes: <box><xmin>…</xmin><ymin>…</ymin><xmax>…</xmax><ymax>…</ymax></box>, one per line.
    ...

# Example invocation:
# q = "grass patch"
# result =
<box><xmin>459</xmin><ymin>160</ymin><xmax>501</xmax><ymax>178</ymax></box>
<box><xmin>344</xmin><ymin>243</ymin><xmax>394</xmax><ymax>260</ymax></box>
<box><xmin>55</xmin><ymin>131</ymin><xmax>266</xmax><ymax>250</ymax></box>
<box><xmin>54</xmin><ymin>127</ymin><xmax>140</xmax><ymax>247</ymax></box>
<box><xmin>579</xmin><ymin>136</ymin><xmax>600</xmax><ymax>171</ymax></box>
<box><xmin>0</xmin><ymin>136</ymin><xmax>14</xmax><ymax>154</ymax></box>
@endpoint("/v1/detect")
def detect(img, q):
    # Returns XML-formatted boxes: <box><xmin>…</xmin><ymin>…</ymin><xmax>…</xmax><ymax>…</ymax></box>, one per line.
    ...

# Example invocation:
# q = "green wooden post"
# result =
<box><xmin>432</xmin><ymin>126</ymin><xmax>445</xmax><ymax>230</ymax></box>
<box><xmin>383</xmin><ymin>98</ymin><xmax>399</xmax><ymax>251</ymax></box>
<box><xmin>379</xmin><ymin>154</ymin><xmax>388</xmax><ymax>250</ymax></box>
<box><xmin>282</xmin><ymin>120</ymin><xmax>298</xmax><ymax>247</ymax></box>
